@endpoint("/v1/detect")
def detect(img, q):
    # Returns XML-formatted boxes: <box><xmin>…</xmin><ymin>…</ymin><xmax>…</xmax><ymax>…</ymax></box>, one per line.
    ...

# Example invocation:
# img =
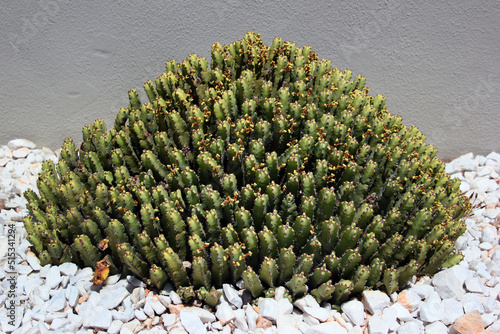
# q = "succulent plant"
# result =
<box><xmin>23</xmin><ymin>31</ymin><xmax>470</xmax><ymax>305</ymax></box>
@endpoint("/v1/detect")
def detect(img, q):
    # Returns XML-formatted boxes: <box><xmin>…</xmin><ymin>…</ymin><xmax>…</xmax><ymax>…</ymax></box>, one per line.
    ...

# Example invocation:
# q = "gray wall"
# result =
<box><xmin>1</xmin><ymin>1</ymin><xmax>499</xmax><ymax>160</ymax></box>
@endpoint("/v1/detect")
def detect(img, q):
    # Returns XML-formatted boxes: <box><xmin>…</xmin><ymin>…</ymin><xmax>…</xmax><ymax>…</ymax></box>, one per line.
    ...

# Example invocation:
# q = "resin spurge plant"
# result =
<box><xmin>23</xmin><ymin>31</ymin><xmax>470</xmax><ymax>306</ymax></box>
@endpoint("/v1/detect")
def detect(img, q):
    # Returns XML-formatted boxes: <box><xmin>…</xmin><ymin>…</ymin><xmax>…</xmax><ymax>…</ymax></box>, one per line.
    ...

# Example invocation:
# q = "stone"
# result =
<box><xmin>303</xmin><ymin>306</ymin><xmax>331</xmax><ymax>322</ymax></box>
<box><xmin>397</xmin><ymin>290</ymin><xmax>421</xmax><ymax>313</ymax></box>
<box><xmin>45</xmin><ymin>266</ymin><xmax>62</xmax><ymax>289</ymax></box>
<box><xmin>245</xmin><ymin>305</ymin><xmax>259</xmax><ymax>331</ymax></box>
<box><xmin>368</xmin><ymin>315</ymin><xmax>389</xmax><ymax>334</ymax></box>
<box><xmin>259</xmin><ymin>298</ymin><xmax>279</xmax><ymax>322</ymax></box>
<box><xmin>362</xmin><ymin>290</ymin><xmax>390</xmax><ymax>315</ymax></box>
<box><xmin>431</xmin><ymin>269</ymin><xmax>466</xmax><ymax>300</ymax></box>
<box><xmin>169</xmin><ymin>290</ymin><xmax>182</xmax><ymax>304</ymax></box>
<box><xmin>486</xmin><ymin>152</ymin><xmax>500</xmax><ymax>163</ymax></box>
<box><xmin>307</xmin><ymin>322</ymin><xmax>348</xmax><ymax>334</ymax></box>
<box><xmin>99</xmin><ymin>286</ymin><xmax>129</xmax><ymax>310</ymax></box>
<box><xmin>256</xmin><ymin>316</ymin><xmax>272</xmax><ymax>329</ymax></box>
<box><xmin>380</xmin><ymin>307</ymin><xmax>399</xmax><ymax>331</ymax></box>
<box><xmin>277</xmin><ymin>298</ymin><xmax>293</xmax><ymax>315</ymax></box>
<box><xmin>450</xmin><ymin>311</ymin><xmax>484</xmax><ymax>334</ymax></box>
<box><xmin>233</xmin><ymin>309</ymin><xmax>249</xmax><ymax>332</ymax></box>
<box><xmin>465</xmin><ymin>277</ymin><xmax>485</xmax><ymax>293</ymax></box>
<box><xmin>482</xmin><ymin>226</ymin><xmax>498</xmax><ymax>244</ymax></box>
<box><xmin>410</xmin><ymin>284</ymin><xmax>434</xmax><ymax>300</ymax></box>
<box><xmin>88</xmin><ymin>305</ymin><xmax>113</xmax><ymax>330</ymax></box>
<box><xmin>135</xmin><ymin>308</ymin><xmax>148</xmax><ymax>321</ymax></box>
<box><xmin>50</xmin><ymin>318</ymin><xmax>71</xmax><ymax>330</ymax></box>
<box><xmin>147</xmin><ymin>294</ymin><xmax>167</xmax><ymax>315</ymax></box>
<box><xmin>122</xmin><ymin>319</ymin><xmax>141</xmax><ymax>333</ymax></box>
<box><xmin>294</xmin><ymin>295</ymin><xmax>320</xmax><ymax>313</ymax></box>
<box><xmin>215</xmin><ymin>302</ymin><xmax>235</xmax><ymax>325</ymax></box>
<box><xmin>66</xmin><ymin>285</ymin><xmax>80</xmax><ymax>307</ymax></box>
<box><xmin>425</xmin><ymin>321</ymin><xmax>448</xmax><ymax>334</ymax></box>
<box><xmin>12</xmin><ymin>148</ymin><xmax>30</xmax><ymax>158</ymax></box>
<box><xmin>26</xmin><ymin>251</ymin><xmax>41</xmax><ymax>271</ymax></box>
<box><xmin>46</xmin><ymin>290</ymin><xmax>67</xmax><ymax>312</ymax></box>
<box><xmin>144</xmin><ymin>300</ymin><xmax>156</xmax><ymax>317</ymax></box>
<box><xmin>161</xmin><ymin>314</ymin><xmax>177</xmax><ymax>327</ymax></box>
<box><xmin>455</xmin><ymin>154</ymin><xmax>476</xmax><ymax>171</ymax></box>
<box><xmin>461</xmin><ymin>293</ymin><xmax>485</xmax><ymax>314</ymax></box>
<box><xmin>419</xmin><ymin>302</ymin><xmax>443</xmax><ymax>322</ymax></box>
<box><xmin>223</xmin><ymin>284</ymin><xmax>243</xmax><ymax>308</ymax></box>
<box><xmin>396</xmin><ymin>321</ymin><xmax>420</xmax><ymax>334</ymax></box>
<box><xmin>107</xmin><ymin>320</ymin><xmax>123</xmax><ymax>334</ymax></box>
<box><xmin>441</xmin><ymin>298</ymin><xmax>465</xmax><ymax>325</ymax></box>
<box><xmin>127</xmin><ymin>275</ymin><xmax>144</xmax><ymax>287</ymax></box>
<box><xmin>8</xmin><ymin>139</ymin><xmax>37</xmax><ymax>150</ymax></box>
<box><xmin>341</xmin><ymin>300</ymin><xmax>366</xmax><ymax>326</ymax></box>
<box><xmin>180</xmin><ymin>310</ymin><xmax>207</xmax><ymax>334</ymax></box>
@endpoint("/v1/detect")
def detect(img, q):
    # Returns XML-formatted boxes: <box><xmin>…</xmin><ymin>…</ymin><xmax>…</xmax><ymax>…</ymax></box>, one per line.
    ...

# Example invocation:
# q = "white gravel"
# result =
<box><xmin>0</xmin><ymin>139</ymin><xmax>499</xmax><ymax>333</ymax></box>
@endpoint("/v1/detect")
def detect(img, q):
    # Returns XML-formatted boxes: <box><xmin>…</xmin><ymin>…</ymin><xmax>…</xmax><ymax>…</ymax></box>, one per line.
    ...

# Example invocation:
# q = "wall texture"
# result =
<box><xmin>1</xmin><ymin>1</ymin><xmax>499</xmax><ymax>160</ymax></box>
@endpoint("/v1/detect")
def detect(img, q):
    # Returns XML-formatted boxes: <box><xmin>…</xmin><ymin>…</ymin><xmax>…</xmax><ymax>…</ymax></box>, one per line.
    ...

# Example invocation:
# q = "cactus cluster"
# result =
<box><xmin>23</xmin><ymin>31</ymin><xmax>471</xmax><ymax>305</ymax></box>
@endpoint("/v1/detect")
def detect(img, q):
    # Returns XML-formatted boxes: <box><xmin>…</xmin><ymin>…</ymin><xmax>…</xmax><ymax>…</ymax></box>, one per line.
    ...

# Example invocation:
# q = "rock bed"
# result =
<box><xmin>0</xmin><ymin>138</ymin><xmax>499</xmax><ymax>334</ymax></box>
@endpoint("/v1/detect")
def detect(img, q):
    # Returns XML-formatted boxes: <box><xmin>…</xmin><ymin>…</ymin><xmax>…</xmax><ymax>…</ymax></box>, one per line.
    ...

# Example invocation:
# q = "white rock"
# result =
<box><xmin>441</xmin><ymin>298</ymin><xmax>465</xmax><ymax>325</ymax></box>
<box><xmin>482</xmin><ymin>226</ymin><xmax>498</xmax><ymax>244</ymax></box>
<box><xmin>111</xmin><ymin>309</ymin><xmax>134</xmax><ymax>323</ymax></box>
<box><xmin>223</xmin><ymin>284</ymin><xmax>242</xmax><ymax>308</ymax></box>
<box><xmin>46</xmin><ymin>290</ymin><xmax>67</xmax><ymax>312</ymax></box>
<box><xmin>233</xmin><ymin>309</ymin><xmax>249</xmax><ymax>332</ymax></box>
<box><xmin>259</xmin><ymin>298</ymin><xmax>279</xmax><ymax>322</ymax></box>
<box><xmin>306</xmin><ymin>321</ymin><xmax>347</xmax><ymax>334</ymax></box>
<box><xmin>45</xmin><ymin>266</ymin><xmax>62</xmax><ymax>289</ymax></box>
<box><xmin>461</xmin><ymin>293</ymin><xmax>485</xmax><ymax>313</ymax></box>
<box><xmin>483</xmin><ymin>208</ymin><xmax>500</xmax><ymax>219</ymax></box>
<box><xmin>49</xmin><ymin>318</ymin><xmax>71</xmax><ymax>330</ymax></box>
<box><xmin>362</xmin><ymin>290</ymin><xmax>390</xmax><ymax>316</ymax></box>
<box><xmin>122</xmin><ymin>318</ymin><xmax>141</xmax><ymax>333</ymax></box>
<box><xmin>380</xmin><ymin>307</ymin><xmax>399</xmax><ymax>331</ymax></box>
<box><xmin>126</xmin><ymin>275</ymin><xmax>144</xmax><ymax>287</ymax></box>
<box><xmin>143</xmin><ymin>300</ymin><xmax>155</xmax><ymax>318</ymax></box>
<box><xmin>99</xmin><ymin>286</ymin><xmax>130</xmax><ymax>309</ymax></box>
<box><xmin>368</xmin><ymin>315</ymin><xmax>389</xmax><ymax>334</ymax></box>
<box><xmin>486</xmin><ymin>152</ymin><xmax>500</xmax><ymax>163</ymax></box>
<box><xmin>424</xmin><ymin>321</ymin><xmax>448</xmax><ymax>334</ymax></box>
<box><xmin>419</xmin><ymin>302</ymin><xmax>443</xmax><ymax>322</ymax></box>
<box><xmin>26</xmin><ymin>251</ymin><xmax>41</xmax><ymax>271</ymax></box>
<box><xmin>455</xmin><ymin>154</ymin><xmax>476</xmax><ymax>171</ymax></box>
<box><xmin>245</xmin><ymin>304</ymin><xmax>259</xmax><ymax>331</ymax></box>
<box><xmin>147</xmin><ymin>294</ymin><xmax>167</xmax><ymax>315</ymax></box>
<box><xmin>294</xmin><ymin>295</ymin><xmax>320</xmax><ymax>313</ymax></box>
<box><xmin>107</xmin><ymin>319</ymin><xmax>123</xmax><ymax>334</ymax></box>
<box><xmin>87</xmin><ymin>305</ymin><xmax>113</xmax><ymax>330</ymax></box>
<box><xmin>8</xmin><ymin>139</ymin><xmax>37</xmax><ymax>150</ymax></box>
<box><xmin>482</xmin><ymin>296</ymin><xmax>498</xmax><ymax>313</ymax></box>
<box><xmin>341</xmin><ymin>300</ymin><xmax>366</xmax><ymax>326</ymax></box>
<box><xmin>465</xmin><ymin>277</ymin><xmax>486</xmax><ymax>293</ymax></box>
<box><xmin>169</xmin><ymin>290</ymin><xmax>182</xmax><ymax>304</ymax></box>
<box><xmin>388</xmin><ymin>303</ymin><xmax>413</xmax><ymax>322</ymax></box>
<box><xmin>12</xmin><ymin>148</ymin><xmax>30</xmax><ymax>159</ymax></box>
<box><xmin>277</xmin><ymin>298</ymin><xmax>293</xmax><ymax>315</ymax></box>
<box><xmin>303</xmin><ymin>306</ymin><xmax>331</xmax><ymax>322</ymax></box>
<box><xmin>431</xmin><ymin>269</ymin><xmax>466</xmax><ymax>300</ymax></box>
<box><xmin>410</xmin><ymin>284</ymin><xmax>434</xmax><ymax>300</ymax></box>
<box><xmin>66</xmin><ymin>285</ymin><xmax>80</xmax><ymax>307</ymax></box>
<box><xmin>216</xmin><ymin>302</ymin><xmax>235</xmax><ymax>325</ymax></box>
<box><xmin>276</xmin><ymin>324</ymin><xmax>302</xmax><ymax>334</ymax></box>
<box><xmin>180</xmin><ymin>310</ymin><xmax>207</xmax><ymax>334</ymax></box>
<box><xmin>472</xmin><ymin>178</ymin><xmax>498</xmax><ymax>193</ymax></box>
<box><xmin>396</xmin><ymin>321</ymin><xmax>420</xmax><ymax>334</ymax></box>
<box><xmin>104</xmin><ymin>274</ymin><xmax>121</xmax><ymax>285</ymax></box>
<box><xmin>134</xmin><ymin>308</ymin><xmax>147</xmax><ymax>321</ymax></box>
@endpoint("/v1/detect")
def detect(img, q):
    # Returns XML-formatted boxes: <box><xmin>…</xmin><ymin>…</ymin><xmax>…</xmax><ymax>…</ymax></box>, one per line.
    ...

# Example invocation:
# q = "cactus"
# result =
<box><xmin>23</xmin><ymin>31</ymin><xmax>471</xmax><ymax>305</ymax></box>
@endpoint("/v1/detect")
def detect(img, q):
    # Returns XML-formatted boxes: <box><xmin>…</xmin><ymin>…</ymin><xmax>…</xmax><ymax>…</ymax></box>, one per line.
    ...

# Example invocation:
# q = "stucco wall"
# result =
<box><xmin>1</xmin><ymin>1</ymin><xmax>499</xmax><ymax>160</ymax></box>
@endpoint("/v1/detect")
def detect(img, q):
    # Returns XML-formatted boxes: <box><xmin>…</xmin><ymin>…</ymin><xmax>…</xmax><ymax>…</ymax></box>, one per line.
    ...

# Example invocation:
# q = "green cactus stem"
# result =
<box><xmin>23</xmin><ymin>31</ymin><xmax>471</xmax><ymax>306</ymax></box>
